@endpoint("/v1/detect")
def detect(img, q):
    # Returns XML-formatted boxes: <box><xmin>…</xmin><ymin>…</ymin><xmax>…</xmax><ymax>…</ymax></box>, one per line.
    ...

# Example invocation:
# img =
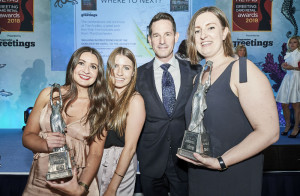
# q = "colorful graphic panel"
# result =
<box><xmin>0</xmin><ymin>0</ymin><xmax>34</xmax><ymax>32</ymax></box>
<box><xmin>232</xmin><ymin>0</ymin><xmax>272</xmax><ymax>31</ymax></box>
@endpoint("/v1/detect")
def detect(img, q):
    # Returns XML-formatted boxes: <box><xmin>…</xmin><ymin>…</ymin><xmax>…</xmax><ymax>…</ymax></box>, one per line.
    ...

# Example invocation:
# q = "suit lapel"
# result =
<box><xmin>172</xmin><ymin>60</ymin><xmax>188</xmax><ymax>115</ymax></box>
<box><xmin>145</xmin><ymin>60</ymin><xmax>168</xmax><ymax>116</ymax></box>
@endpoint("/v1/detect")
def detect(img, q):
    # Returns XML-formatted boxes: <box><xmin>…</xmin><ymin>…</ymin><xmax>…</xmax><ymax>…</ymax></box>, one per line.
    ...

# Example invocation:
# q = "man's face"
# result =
<box><xmin>148</xmin><ymin>19</ymin><xmax>179</xmax><ymax>63</ymax></box>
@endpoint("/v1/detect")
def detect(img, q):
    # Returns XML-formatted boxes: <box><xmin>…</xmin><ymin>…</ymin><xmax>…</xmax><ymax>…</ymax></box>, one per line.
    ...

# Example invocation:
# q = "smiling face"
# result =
<box><xmin>237</xmin><ymin>48</ymin><xmax>246</xmax><ymax>57</ymax></box>
<box><xmin>111</xmin><ymin>54</ymin><xmax>134</xmax><ymax>94</ymax></box>
<box><xmin>73</xmin><ymin>52</ymin><xmax>99</xmax><ymax>89</ymax></box>
<box><xmin>288</xmin><ymin>38</ymin><xmax>299</xmax><ymax>51</ymax></box>
<box><xmin>148</xmin><ymin>19</ymin><xmax>179</xmax><ymax>63</ymax></box>
<box><xmin>194</xmin><ymin>12</ymin><xmax>228</xmax><ymax>59</ymax></box>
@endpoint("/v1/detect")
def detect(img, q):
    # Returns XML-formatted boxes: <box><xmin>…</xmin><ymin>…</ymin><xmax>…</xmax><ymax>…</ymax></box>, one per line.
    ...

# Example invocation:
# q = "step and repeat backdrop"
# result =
<box><xmin>0</xmin><ymin>0</ymin><xmax>299</xmax><ymax>128</ymax></box>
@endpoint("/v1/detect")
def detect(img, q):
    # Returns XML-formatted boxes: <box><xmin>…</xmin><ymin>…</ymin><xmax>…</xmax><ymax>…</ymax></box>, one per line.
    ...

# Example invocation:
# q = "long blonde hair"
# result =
<box><xmin>106</xmin><ymin>47</ymin><xmax>137</xmax><ymax>136</ymax></box>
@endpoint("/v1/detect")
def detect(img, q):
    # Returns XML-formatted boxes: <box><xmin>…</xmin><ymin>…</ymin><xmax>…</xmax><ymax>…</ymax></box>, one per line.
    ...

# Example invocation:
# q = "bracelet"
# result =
<box><xmin>44</xmin><ymin>139</ymin><xmax>50</xmax><ymax>152</ymax></box>
<box><xmin>114</xmin><ymin>171</ymin><xmax>124</xmax><ymax>178</ymax></box>
<box><xmin>78</xmin><ymin>181</ymin><xmax>89</xmax><ymax>193</ymax></box>
<box><xmin>217</xmin><ymin>156</ymin><xmax>228</xmax><ymax>171</ymax></box>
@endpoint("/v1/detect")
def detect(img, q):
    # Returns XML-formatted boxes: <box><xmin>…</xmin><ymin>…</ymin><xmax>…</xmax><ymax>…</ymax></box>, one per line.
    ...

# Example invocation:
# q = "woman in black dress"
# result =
<box><xmin>177</xmin><ymin>7</ymin><xmax>279</xmax><ymax>196</ymax></box>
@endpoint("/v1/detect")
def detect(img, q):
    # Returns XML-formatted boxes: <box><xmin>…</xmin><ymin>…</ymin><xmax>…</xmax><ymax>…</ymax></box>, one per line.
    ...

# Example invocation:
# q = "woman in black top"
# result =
<box><xmin>177</xmin><ymin>7</ymin><xmax>279</xmax><ymax>196</ymax></box>
<box><xmin>97</xmin><ymin>47</ymin><xmax>145</xmax><ymax>196</ymax></box>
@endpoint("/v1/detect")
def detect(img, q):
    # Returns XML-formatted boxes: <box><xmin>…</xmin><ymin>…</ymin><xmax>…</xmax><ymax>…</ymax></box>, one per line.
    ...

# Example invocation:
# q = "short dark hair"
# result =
<box><xmin>148</xmin><ymin>12</ymin><xmax>176</xmax><ymax>36</ymax></box>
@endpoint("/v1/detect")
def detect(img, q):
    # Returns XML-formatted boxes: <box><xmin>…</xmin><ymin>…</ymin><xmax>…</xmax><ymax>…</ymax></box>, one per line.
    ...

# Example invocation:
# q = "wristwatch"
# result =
<box><xmin>217</xmin><ymin>156</ymin><xmax>228</xmax><ymax>171</ymax></box>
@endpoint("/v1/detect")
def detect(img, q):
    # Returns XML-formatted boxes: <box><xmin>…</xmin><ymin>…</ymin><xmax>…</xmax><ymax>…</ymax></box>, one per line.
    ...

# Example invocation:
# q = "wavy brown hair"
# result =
<box><xmin>63</xmin><ymin>46</ymin><xmax>110</xmax><ymax>144</ymax></box>
<box><xmin>106</xmin><ymin>47</ymin><xmax>137</xmax><ymax>136</ymax></box>
<box><xmin>187</xmin><ymin>6</ymin><xmax>234</xmax><ymax>64</ymax></box>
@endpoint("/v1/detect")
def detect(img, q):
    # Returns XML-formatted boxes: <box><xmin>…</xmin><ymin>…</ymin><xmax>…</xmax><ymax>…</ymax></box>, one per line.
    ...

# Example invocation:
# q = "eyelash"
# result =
<box><xmin>112</xmin><ymin>64</ymin><xmax>131</xmax><ymax>71</ymax></box>
<box><xmin>78</xmin><ymin>62</ymin><xmax>97</xmax><ymax>70</ymax></box>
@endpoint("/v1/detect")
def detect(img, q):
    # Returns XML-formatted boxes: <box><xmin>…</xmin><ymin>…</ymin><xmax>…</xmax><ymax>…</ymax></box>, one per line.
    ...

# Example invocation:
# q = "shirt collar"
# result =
<box><xmin>154</xmin><ymin>55</ymin><xmax>178</xmax><ymax>70</ymax></box>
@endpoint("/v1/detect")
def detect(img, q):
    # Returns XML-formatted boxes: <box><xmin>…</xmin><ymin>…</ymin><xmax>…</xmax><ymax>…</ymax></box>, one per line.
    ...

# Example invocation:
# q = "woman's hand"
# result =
<box><xmin>47</xmin><ymin>168</ymin><xmax>85</xmax><ymax>196</ymax></box>
<box><xmin>281</xmin><ymin>62</ymin><xmax>295</xmax><ymax>70</ymax></box>
<box><xmin>45</xmin><ymin>132</ymin><xmax>66</xmax><ymax>152</ymax></box>
<box><xmin>176</xmin><ymin>153</ymin><xmax>221</xmax><ymax>170</ymax></box>
<box><xmin>281</xmin><ymin>62</ymin><xmax>288</xmax><ymax>69</ymax></box>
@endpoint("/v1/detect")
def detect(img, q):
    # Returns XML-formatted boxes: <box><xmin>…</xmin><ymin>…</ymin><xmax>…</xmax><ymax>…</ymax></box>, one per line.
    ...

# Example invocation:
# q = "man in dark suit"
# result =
<box><xmin>136</xmin><ymin>12</ymin><xmax>199</xmax><ymax>196</ymax></box>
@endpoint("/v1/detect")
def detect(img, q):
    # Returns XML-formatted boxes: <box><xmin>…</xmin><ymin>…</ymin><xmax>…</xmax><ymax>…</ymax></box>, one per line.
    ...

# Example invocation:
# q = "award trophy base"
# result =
<box><xmin>177</xmin><ymin>131</ymin><xmax>199</xmax><ymax>161</ymax></box>
<box><xmin>177</xmin><ymin>148</ymin><xmax>198</xmax><ymax>161</ymax></box>
<box><xmin>178</xmin><ymin>130</ymin><xmax>211</xmax><ymax>161</ymax></box>
<box><xmin>46</xmin><ymin>151</ymin><xmax>73</xmax><ymax>181</ymax></box>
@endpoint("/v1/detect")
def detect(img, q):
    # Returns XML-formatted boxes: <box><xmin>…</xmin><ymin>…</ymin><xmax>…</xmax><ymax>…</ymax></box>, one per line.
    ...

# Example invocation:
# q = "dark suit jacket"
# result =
<box><xmin>136</xmin><ymin>57</ymin><xmax>199</xmax><ymax>181</ymax></box>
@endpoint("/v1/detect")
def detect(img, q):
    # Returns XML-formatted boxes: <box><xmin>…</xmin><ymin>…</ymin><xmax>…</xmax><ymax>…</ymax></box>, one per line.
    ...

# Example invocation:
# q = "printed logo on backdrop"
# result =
<box><xmin>82</xmin><ymin>0</ymin><xmax>96</xmax><ymax>10</ymax></box>
<box><xmin>232</xmin><ymin>0</ymin><xmax>272</xmax><ymax>31</ymax></box>
<box><xmin>170</xmin><ymin>0</ymin><xmax>188</xmax><ymax>12</ymax></box>
<box><xmin>0</xmin><ymin>0</ymin><xmax>34</xmax><ymax>32</ymax></box>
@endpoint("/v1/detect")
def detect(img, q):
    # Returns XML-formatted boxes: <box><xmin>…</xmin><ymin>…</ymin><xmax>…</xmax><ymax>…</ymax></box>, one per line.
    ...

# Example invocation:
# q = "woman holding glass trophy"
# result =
<box><xmin>177</xmin><ymin>7</ymin><xmax>279</xmax><ymax>196</ymax></box>
<box><xmin>22</xmin><ymin>47</ymin><xmax>109</xmax><ymax>196</ymax></box>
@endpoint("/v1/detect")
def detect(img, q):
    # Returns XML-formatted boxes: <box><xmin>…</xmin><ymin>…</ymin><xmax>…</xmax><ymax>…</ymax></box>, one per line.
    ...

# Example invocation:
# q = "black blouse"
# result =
<box><xmin>104</xmin><ymin>129</ymin><xmax>125</xmax><ymax>149</ymax></box>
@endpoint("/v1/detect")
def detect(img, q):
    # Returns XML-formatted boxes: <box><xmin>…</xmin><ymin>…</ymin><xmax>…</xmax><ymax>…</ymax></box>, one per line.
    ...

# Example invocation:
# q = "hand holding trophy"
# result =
<box><xmin>177</xmin><ymin>61</ymin><xmax>213</xmax><ymax>161</ymax></box>
<box><xmin>46</xmin><ymin>83</ymin><xmax>73</xmax><ymax>181</ymax></box>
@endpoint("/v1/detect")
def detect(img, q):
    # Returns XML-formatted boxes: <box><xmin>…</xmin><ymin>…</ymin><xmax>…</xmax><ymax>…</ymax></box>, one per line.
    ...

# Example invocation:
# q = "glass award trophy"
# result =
<box><xmin>46</xmin><ymin>83</ymin><xmax>73</xmax><ymax>180</ymax></box>
<box><xmin>178</xmin><ymin>61</ymin><xmax>213</xmax><ymax>161</ymax></box>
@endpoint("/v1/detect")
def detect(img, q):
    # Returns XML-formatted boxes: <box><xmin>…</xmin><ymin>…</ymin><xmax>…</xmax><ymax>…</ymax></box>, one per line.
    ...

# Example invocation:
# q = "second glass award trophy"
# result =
<box><xmin>177</xmin><ymin>61</ymin><xmax>213</xmax><ymax>161</ymax></box>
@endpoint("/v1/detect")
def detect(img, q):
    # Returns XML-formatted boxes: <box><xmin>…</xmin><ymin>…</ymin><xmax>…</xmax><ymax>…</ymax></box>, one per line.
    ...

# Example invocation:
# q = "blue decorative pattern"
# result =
<box><xmin>161</xmin><ymin>64</ymin><xmax>176</xmax><ymax>117</ymax></box>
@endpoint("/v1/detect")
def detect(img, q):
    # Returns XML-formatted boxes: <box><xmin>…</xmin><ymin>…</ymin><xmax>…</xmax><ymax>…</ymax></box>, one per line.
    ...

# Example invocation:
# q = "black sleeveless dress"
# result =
<box><xmin>185</xmin><ymin>58</ymin><xmax>264</xmax><ymax>196</ymax></box>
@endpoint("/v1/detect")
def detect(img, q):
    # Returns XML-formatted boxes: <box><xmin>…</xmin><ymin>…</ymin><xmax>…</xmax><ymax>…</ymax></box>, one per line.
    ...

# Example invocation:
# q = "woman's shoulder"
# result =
<box><xmin>231</xmin><ymin>58</ymin><xmax>267</xmax><ymax>83</ymax></box>
<box><xmin>131</xmin><ymin>92</ymin><xmax>144</xmax><ymax>102</ymax></box>
<box><xmin>294</xmin><ymin>49</ymin><xmax>300</xmax><ymax>58</ymax></box>
<box><xmin>34</xmin><ymin>87</ymin><xmax>51</xmax><ymax>109</ymax></box>
<box><xmin>232</xmin><ymin>58</ymin><xmax>257</xmax><ymax>71</ymax></box>
<box><xmin>129</xmin><ymin>92</ymin><xmax>145</xmax><ymax>107</ymax></box>
<box><xmin>37</xmin><ymin>85</ymin><xmax>69</xmax><ymax>107</ymax></box>
<box><xmin>285</xmin><ymin>49</ymin><xmax>300</xmax><ymax>59</ymax></box>
<box><xmin>38</xmin><ymin>87</ymin><xmax>51</xmax><ymax>101</ymax></box>
<box><xmin>292</xmin><ymin>48</ymin><xmax>300</xmax><ymax>53</ymax></box>
<box><xmin>127</xmin><ymin>92</ymin><xmax>145</xmax><ymax>117</ymax></box>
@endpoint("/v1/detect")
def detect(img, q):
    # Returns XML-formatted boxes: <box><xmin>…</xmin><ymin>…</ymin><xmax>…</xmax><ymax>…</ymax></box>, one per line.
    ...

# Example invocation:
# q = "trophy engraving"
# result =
<box><xmin>178</xmin><ymin>61</ymin><xmax>213</xmax><ymax>161</ymax></box>
<box><xmin>46</xmin><ymin>83</ymin><xmax>73</xmax><ymax>181</ymax></box>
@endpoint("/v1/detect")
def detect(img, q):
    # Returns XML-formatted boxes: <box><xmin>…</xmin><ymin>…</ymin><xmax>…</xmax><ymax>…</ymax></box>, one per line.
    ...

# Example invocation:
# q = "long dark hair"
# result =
<box><xmin>63</xmin><ymin>46</ymin><xmax>110</xmax><ymax>143</ymax></box>
<box><xmin>106</xmin><ymin>47</ymin><xmax>137</xmax><ymax>136</ymax></box>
